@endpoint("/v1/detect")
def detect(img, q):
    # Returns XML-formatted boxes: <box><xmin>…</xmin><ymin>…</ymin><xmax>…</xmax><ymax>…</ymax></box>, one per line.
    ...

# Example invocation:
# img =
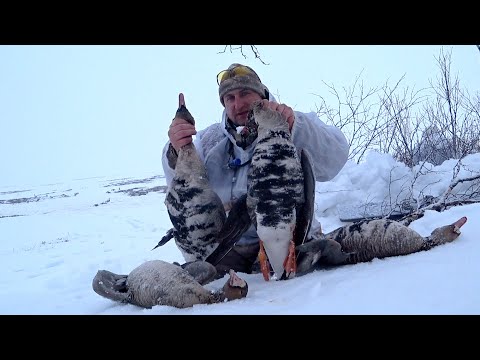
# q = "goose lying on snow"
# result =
<box><xmin>92</xmin><ymin>260</ymin><xmax>248</xmax><ymax>309</ymax></box>
<box><xmin>296</xmin><ymin>216</ymin><xmax>468</xmax><ymax>275</ymax></box>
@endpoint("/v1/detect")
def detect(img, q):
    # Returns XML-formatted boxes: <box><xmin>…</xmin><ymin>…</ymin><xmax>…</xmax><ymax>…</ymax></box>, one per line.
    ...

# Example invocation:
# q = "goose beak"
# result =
<box><xmin>453</xmin><ymin>216</ymin><xmax>467</xmax><ymax>234</ymax></box>
<box><xmin>229</xmin><ymin>269</ymin><xmax>247</xmax><ymax>288</ymax></box>
<box><xmin>224</xmin><ymin>270</ymin><xmax>248</xmax><ymax>302</ymax></box>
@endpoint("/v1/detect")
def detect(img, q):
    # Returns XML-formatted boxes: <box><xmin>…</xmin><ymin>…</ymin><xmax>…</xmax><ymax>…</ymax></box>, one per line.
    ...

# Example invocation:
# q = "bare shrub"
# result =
<box><xmin>314</xmin><ymin>46</ymin><xmax>480</xmax><ymax>217</ymax></box>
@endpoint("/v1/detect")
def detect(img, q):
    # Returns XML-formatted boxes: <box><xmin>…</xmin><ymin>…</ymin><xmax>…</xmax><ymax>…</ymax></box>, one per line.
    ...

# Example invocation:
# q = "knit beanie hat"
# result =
<box><xmin>218</xmin><ymin>63</ymin><xmax>269</xmax><ymax>106</ymax></box>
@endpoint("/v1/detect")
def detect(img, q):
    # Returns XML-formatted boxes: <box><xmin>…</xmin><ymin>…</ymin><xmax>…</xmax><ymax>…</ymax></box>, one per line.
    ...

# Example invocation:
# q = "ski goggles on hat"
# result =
<box><xmin>216</xmin><ymin>65</ymin><xmax>261</xmax><ymax>85</ymax></box>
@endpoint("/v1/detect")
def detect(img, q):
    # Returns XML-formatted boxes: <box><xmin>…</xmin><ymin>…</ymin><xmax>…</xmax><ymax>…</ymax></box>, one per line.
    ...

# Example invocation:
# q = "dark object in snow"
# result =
<box><xmin>152</xmin><ymin>228</ymin><xmax>175</xmax><ymax>250</ymax></box>
<box><xmin>295</xmin><ymin>216</ymin><xmax>467</xmax><ymax>275</ymax></box>
<box><xmin>92</xmin><ymin>260</ymin><xmax>248</xmax><ymax>309</ymax></box>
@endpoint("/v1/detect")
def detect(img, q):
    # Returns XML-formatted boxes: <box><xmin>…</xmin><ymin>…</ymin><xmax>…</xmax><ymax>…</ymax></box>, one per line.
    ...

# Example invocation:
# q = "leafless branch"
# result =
<box><xmin>218</xmin><ymin>46</ymin><xmax>269</xmax><ymax>65</ymax></box>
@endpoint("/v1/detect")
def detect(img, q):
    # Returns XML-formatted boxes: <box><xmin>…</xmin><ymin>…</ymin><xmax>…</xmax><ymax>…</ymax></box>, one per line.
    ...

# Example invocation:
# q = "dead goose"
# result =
<box><xmin>205</xmin><ymin>101</ymin><xmax>315</xmax><ymax>281</ymax></box>
<box><xmin>92</xmin><ymin>260</ymin><xmax>248</xmax><ymax>309</ymax></box>
<box><xmin>161</xmin><ymin>93</ymin><xmax>226</xmax><ymax>262</ymax></box>
<box><xmin>244</xmin><ymin>100</ymin><xmax>314</xmax><ymax>281</ymax></box>
<box><xmin>295</xmin><ymin>216</ymin><xmax>467</xmax><ymax>275</ymax></box>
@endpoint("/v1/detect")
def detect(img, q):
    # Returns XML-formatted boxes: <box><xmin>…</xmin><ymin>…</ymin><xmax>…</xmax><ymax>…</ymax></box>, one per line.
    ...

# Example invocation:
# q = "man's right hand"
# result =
<box><xmin>168</xmin><ymin>93</ymin><xmax>197</xmax><ymax>152</ymax></box>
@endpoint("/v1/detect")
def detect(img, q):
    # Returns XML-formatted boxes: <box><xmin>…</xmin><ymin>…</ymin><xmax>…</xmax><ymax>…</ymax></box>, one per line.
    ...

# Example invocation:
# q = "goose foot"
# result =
<box><xmin>258</xmin><ymin>240</ymin><xmax>271</xmax><ymax>281</ymax></box>
<box><xmin>281</xmin><ymin>240</ymin><xmax>297</xmax><ymax>280</ymax></box>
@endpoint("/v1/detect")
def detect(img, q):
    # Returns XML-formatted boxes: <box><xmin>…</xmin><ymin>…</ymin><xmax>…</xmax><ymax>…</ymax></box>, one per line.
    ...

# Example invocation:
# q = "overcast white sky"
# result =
<box><xmin>1</xmin><ymin>45</ymin><xmax>479</xmax><ymax>187</ymax></box>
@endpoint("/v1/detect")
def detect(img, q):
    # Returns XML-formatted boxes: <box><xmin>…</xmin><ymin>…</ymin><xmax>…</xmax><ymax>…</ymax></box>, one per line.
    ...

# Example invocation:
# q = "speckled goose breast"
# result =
<box><xmin>246</xmin><ymin>101</ymin><xmax>305</xmax><ymax>278</ymax></box>
<box><xmin>165</xmin><ymin>104</ymin><xmax>226</xmax><ymax>262</ymax></box>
